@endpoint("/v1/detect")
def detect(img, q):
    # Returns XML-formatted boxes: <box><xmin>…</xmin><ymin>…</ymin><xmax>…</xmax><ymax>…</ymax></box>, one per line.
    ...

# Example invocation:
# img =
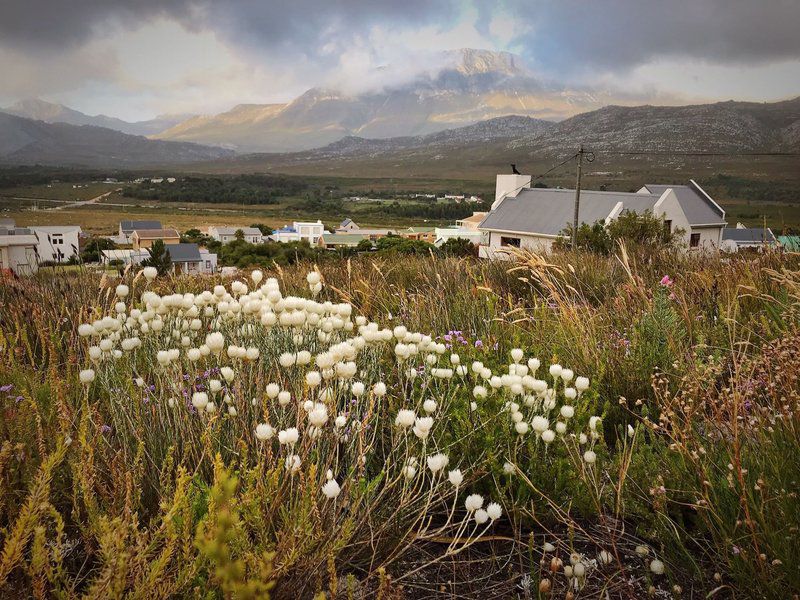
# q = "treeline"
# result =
<box><xmin>380</xmin><ymin>200</ymin><xmax>489</xmax><ymax>220</ymax></box>
<box><xmin>0</xmin><ymin>166</ymin><xmax>133</xmax><ymax>189</ymax></box>
<box><xmin>700</xmin><ymin>174</ymin><xmax>800</xmax><ymax>204</ymax></box>
<box><xmin>122</xmin><ymin>175</ymin><xmax>309</xmax><ymax>204</ymax></box>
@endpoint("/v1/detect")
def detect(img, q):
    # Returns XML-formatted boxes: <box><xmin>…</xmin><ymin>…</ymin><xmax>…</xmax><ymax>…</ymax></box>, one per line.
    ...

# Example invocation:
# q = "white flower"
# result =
<box><xmin>265</xmin><ymin>383</ymin><xmax>280</xmax><ymax>399</ymax></box>
<box><xmin>561</xmin><ymin>368</ymin><xmax>574</xmax><ymax>383</ymax></box>
<box><xmin>541</xmin><ymin>429</ymin><xmax>556</xmax><ymax>444</ymax></box>
<box><xmin>575</xmin><ymin>376</ymin><xmax>590</xmax><ymax>391</ymax></box>
<box><xmin>589</xmin><ymin>416</ymin><xmax>602</xmax><ymax>431</ymax></box>
<box><xmin>209</xmin><ymin>379</ymin><xmax>222</xmax><ymax>393</ymax></box>
<box><xmin>423</xmin><ymin>399</ymin><xmax>437</xmax><ymax>414</ymax></box>
<box><xmin>305</xmin><ymin>371</ymin><xmax>322</xmax><ymax>387</ymax></box>
<box><xmin>464</xmin><ymin>494</ymin><xmax>484</xmax><ymax>512</ymax></box>
<box><xmin>187</xmin><ymin>348</ymin><xmax>201</xmax><ymax>362</ymax></box>
<box><xmin>308</xmin><ymin>403</ymin><xmax>329</xmax><ymax>427</ymax></box>
<box><xmin>402</xmin><ymin>465</ymin><xmax>417</xmax><ymax>479</ymax></box>
<box><xmin>583</xmin><ymin>450</ymin><xmax>597</xmax><ymax>464</ymax></box>
<box><xmin>192</xmin><ymin>392</ymin><xmax>209</xmax><ymax>410</ymax></box>
<box><xmin>649</xmin><ymin>559</ymin><xmax>665</xmax><ymax>575</ymax></box>
<box><xmin>115</xmin><ymin>284</ymin><xmax>129</xmax><ymax>298</ymax></box>
<box><xmin>515</xmin><ymin>421</ymin><xmax>529</xmax><ymax>435</ymax></box>
<box><xmin>543</xmin><ymin>542</ymin><xmax>555</xmax><ymax>553</ymax></box>
<box><xmin>373</xmin><ymin>382</ymin><xmax>387</xmax><ymax>396</ymax></box>
<box><xmin>251</xmin><ymin>269</ymin><xmax>263</xmax><ymax>284</ymax></box>
<box><xmin>413</xmin><ymin>416</ymin><xmax>434</xmax><ymax>439</ymax></box>
<box><xmin>627</xmin><ymin>424</ymin><xmax>635</xmax><ymax>438</ymax></box>
<box><xmin>548</xmin><ymin>364</ymin><xmax>563</xmax><ymax>378</ymax></box>
<box><xmin>510</xmin><ymin>348</ymin><xmax>524</xmax><ymax>363</ymax></box>
<box><xmin>278</xmin><ymin>427</ymin><xmax>299</xmax><ymax>445</ymax></box>
<box><xmin>285</xmin><ymin>454</ymin><xmax>301</xmax><ymax>473</ymax></box>
<box><xmin>635</xmin><ymin>545</ymin><xmax>649</xmax><ymax>558</ymax></box>
<box><xmin>142</xmin><ymin>266</ymin><xmax>157</xmax><ymax>281</ymax></box>
<box><xmin>503</xmin><ymin>462</ymin><xmax>515</xmax><ymax>474</ymax></box>
<box><xmin>79</xmin><ymin>369</ymin><xmax>95</xmax><ymax>384</ymax></box>
<box><xmin>486</xmin><ymin>502</ymin><xmax>502</xmax><ymax>520</ymax></box>
<box><xmin>135</xmin><ymin>377</ymin><xmax>144</xmax><ymax>387</ymax></box>
<box><xmin>448</xmin><ymin>469</ymin><xmax>463</xmax><ymax>487</ymax></box>
<box><xmin>473</xmin><ymin>385</ymin><xmax>487</xmax><ymax>399</ymax></box>
<box><xmin>351</xmin><ymin>381</ymin><xmax>365</xmax><ymax>396</ymax></box>
<box><xmin>598</xmin><ymin>550</ymin><xmax>613</xmax><ymax>565</ymax></box>
<box><xmin>474</xmin><ymin>509</ymin><xmax>489</xmax><ymax>524</ymax></box>
<box><xmin>470</xmin><ymin>401</ymin><xmax>477</xmax><ymax>411</ymax></box>
<box><xmin>255</xmin><ymin>423</ymin><xmax>274</xmax><ymax>440</ymax></box>
<box><xmin>572</xmin><ymin>562</ymin><xmax>586</xmax><ymax>578</ymax></box>
<box><xmin>278</xmin><ymin>391</ymin><xmax>291</xmax><ymax>406</ymax></box>
<box><xmin>322</xmin><ymin>479</ymin><xmax>341</xmax><ymax>499</ymax></box>
<box><xmin>395</xmin><ymin>409</ymin><xmax>416</xmax><ymax>428</ymax></box>
<box><xmin>531</xmin><ymin>415</ymin><xmax>549</xmax><ymax>433</ymax></box>
<box><xmin>555</xmin><ymin>421</ymin><xmax>567</xmax><ymax>434</ymax></box>
<box><xmin>527</xmin><ymin>358</ymin><xmax>540</xmax><ymax>372</ymax></box>
<box><xmin>579</xmin><ymin>433</ymin><xmax>588</xmax><ymax>444</ymax></box>
<box><xmin>307</xmin><ymin>271</ymin><xmax>321</xmax><ymax>286</ymax></box>
<box><xmin>220</xmin><ymin>367</ymin><xmax>235</xmax><ymax>382</ymax></box>
<box><xmin>564</xmin><ymin>387</ymin><xmax>577</xmax><ymax>400</ymax></box>
<box><xmin>78</xmin><ymin>323</ymin><xmax>95</xmax><ymax>337</ymax></box>
<box><xmin>335</xmin><ymin>415</ymin><xmax>347</xmax><ymax>428</ymax></box>
<box><xmin>426</xmin><ymin>453</ymin><xmax>449</xmax><ymax>473</ymax></box>
<box><xmin>560</xmin><ymin>405</ymin><xmax>575</xmax><ymax>419</ymax></box>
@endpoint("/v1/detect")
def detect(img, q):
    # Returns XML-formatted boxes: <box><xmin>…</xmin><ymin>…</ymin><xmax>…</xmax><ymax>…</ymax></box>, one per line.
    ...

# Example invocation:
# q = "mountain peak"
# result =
<box><xmin>445</xmin><ymin>48</ymin><xmax>526</xmax><ymax>77</ymax></box>
<box><xmin>5</xmin><ymin>98</ymin><xmax>75</xmax><ymax>121</ymax></box>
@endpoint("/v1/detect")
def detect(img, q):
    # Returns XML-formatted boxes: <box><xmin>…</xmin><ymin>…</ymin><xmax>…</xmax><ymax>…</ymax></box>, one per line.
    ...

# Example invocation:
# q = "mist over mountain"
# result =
<box><xmin>152</xmin><ymin>49</ymin><xmax>641</xmax><ymax>152</ymax></box>
<box><xmin>0</xmin><ymin>112</ymin><xmax>234</xmax><ymax>168</ymax></box>
<box><xmin>2</xmin><ymin>98</ymin><xmax>191</xmax><ymax>136</ymax></box>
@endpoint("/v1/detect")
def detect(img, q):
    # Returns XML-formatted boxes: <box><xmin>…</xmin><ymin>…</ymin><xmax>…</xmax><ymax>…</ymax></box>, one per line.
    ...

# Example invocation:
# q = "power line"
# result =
<box><xmin>589</xmin><ymin>150</ymin><xmax>800</xmax><ymax>157</ymax></box>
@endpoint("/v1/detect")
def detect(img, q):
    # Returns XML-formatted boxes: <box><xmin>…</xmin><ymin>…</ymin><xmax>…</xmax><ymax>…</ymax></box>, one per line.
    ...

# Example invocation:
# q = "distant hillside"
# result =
<box><xmin>206</xmin><ymin>97</ymin><xmax>800</xmax><ymax>178</ymax></box>
<box><xmin>2</xmin><ymin>98</ymin><xmax>190</xmax><ymax>136</ymax></box>
<box><xmin>0</xmin><ymin>113</ymin><xmax>234</xmax><ymax>168</ymax></box>
<box><xmin>511</xmin><ymin>97</ymin><xmax>800</xmax><ymax>155</ymax></box>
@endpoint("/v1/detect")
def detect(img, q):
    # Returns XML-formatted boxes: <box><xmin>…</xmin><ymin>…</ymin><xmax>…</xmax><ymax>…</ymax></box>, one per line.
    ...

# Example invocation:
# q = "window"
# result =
<box><xmin>690</xmin><ymin>233</ymin><xmax>701</xmax><ymax>248</ymax></box>
<box><xmin>663</xmin><ymin>220</ymin><xmax>672</xmax><ymax>236</ymax></box>
<box><xmin>500</xmin><ymin>236</ymin><xmax>521</xmax><ymax>248</ymax></box>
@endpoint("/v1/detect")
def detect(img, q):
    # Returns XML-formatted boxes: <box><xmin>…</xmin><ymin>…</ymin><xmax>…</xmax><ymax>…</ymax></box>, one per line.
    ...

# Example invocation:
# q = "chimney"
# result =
<box><xmin>493</xmin><ymin>174</ymin><xmax>531</xmax><ymax>210</ymax></box>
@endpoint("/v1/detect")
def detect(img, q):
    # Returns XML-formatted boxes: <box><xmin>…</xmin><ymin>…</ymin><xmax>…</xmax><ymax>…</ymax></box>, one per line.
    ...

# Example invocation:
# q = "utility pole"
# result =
<box><xmin>572</xmin><ymin>145</ymin><xmax>584</xmax><ymax>249</ymax></box>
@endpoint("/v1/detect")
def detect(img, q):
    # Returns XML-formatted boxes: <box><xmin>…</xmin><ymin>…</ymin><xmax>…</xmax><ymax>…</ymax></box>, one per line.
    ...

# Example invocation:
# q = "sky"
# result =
<box><xmin>1</xmin><ymin>0</ymin><xmax>799</xmax><ymax>121</ymax></box>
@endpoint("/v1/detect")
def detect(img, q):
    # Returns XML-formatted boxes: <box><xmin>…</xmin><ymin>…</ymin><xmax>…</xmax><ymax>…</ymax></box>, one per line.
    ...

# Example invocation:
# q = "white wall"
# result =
<box><xmin>493</xmin><ymin>175</ymin><xmax>531</xmax><ymax>209</ymax></box>
<box><xmin>293</xmin><ymin>221</ymin><xmax>324</xmax><ymax>244</ymax></box>
<box><xmin>0</xmin><ymin>241</ymin><xmax>39</xmax><ymax>274</ymax></box>
<box><xmin>31</xmin><ymin>227</ymin><xmax>81</xmax><ymax>263</ymax></box>
<box><xmin>479</xmin><ymin>230</ymin><xmax>555</xmax><ymax>259</ymax></box>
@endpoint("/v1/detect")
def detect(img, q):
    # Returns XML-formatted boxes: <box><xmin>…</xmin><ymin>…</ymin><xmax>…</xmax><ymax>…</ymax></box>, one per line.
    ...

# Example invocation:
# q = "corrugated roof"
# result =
<box><xmin>479</xmin><ymin>188</ymin><xmax>659</xmax><ymax>236</ymax></box>
<box><xmin>321</xmin><ymin>234</ymin><xmax>366</xmax><ymax>247</ymax></box>
<box><xmin>132</xmin><ymin>228</ymin><xmax>180</xmax><ymax>239</ymax></box>
<box><xmin>722</xmin><ymin>228</ymin><xmax>776</xmax><ymax>243</ymax></box>
<box><xmin>165</xmin><ymin>243</ymin><xmax>202</xmax><ymax>262</ymax></box>
<box><xmin>642</xmin><ymin>182</ymin><xmax>725</xmax><ymax>225</ymax></box>
<box><xmin>212</xmin><ymin>226</ymin><xmax>262</xmax><ymax>236</ymax></box>
<box><xmin>778</xmin><ymin>235</ymin><xmax>800</xmax><ymax>250</ymax></box>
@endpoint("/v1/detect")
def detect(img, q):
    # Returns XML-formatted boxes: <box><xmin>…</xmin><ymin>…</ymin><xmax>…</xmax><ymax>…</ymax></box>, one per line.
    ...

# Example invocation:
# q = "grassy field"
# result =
<box><xmin>0</xmin><ymin>248</ymin><xmax>798</xmax><ymax>598</ymax></box>
<box><xmin>2</xmin><ymin>160</ymin><xmax>800</xmax><ymax>234</ymax></box>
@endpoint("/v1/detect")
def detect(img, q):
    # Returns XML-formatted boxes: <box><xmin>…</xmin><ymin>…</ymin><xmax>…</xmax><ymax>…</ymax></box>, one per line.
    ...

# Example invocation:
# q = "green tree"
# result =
<box><xmin>234</xmin><ymin>229</ymin><xmax>245</xmax><ymax>242</ymax></box>
<box><xmin>142</xmin><ymin>239</ymin><xmax>172</xmax><ymax>275</ymax></box>
<box><xmin>81</xmin><ymin>237</ymin><xmax>117</xmax><ymax>263</ymax></box>
<box><xmin>440</xmin><ymin>237</ymin><xmax>478</xmax><ymax>257</ymax></box>
<box><xmin>356</xmin><ymin>239</ymin><xmax>374</xmax><ymax>252</ymax></box>
<box><xmin>250</xmin><ymin>223</ymin><xmax>273</xmax><ymax>236</ymax></box>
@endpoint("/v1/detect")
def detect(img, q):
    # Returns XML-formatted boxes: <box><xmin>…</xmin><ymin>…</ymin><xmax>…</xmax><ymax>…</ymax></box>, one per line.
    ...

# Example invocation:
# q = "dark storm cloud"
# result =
<box><xmin>504</xmin><ymin>0</ymin><xmax>800</xmax><ymax>70</ymax></box>
<box><xmin>1</xmin><ymin>0</ymin><xmax>798</xmax><ymax>70</ymax></box>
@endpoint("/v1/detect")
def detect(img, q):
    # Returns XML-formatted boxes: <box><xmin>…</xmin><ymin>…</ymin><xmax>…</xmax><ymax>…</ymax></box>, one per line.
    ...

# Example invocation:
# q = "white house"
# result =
<box><xmin>721</xmin><ymin>224</ymin><xmax>777</xmax><ymax>252</ymax></box>
<box><xmin>637</xmin><ymin>180</ymin><xmax>727</xmax><ymax>248</ymax></box>
<box><xmin>0</xmin><ymin>227</ymin><xmax>39</xmax><ymax>274</ymax></box>
<box><xmin>434</xmin><ymin>227</ymin><xmax>482</xmax><ymax>247</ymax></box>
<box><xmin>271</xmin><ymin>221</ymin><xmax>325</xmax><ymax>244</ymax></box>
<box><xmin>164</xmin><ymin>243</ymin><xmax>217</xmax><ymax>275</ymax></box>
<box><xmin>478</xmin><ymin>173</ymin><xmax>726</xmax><ymax>258</ymax></box>
<box><xmin>101</xmin><ymin>249</ymin><xmax>150</xmax><ymax>267</ymax></box>
<box><xmin>208</xmin><ymin>226</ymin><xmax>263</xmax><ymax>244</ymax></box>
<box><xmin>30</xmin><ymin>225</ymin><xmax>82</xmax><ymax>263</ymax></box>
<box><xmin>293</xmin><ymin>221</ymin><xmax>325</xmax><ymax>244</ymax></box>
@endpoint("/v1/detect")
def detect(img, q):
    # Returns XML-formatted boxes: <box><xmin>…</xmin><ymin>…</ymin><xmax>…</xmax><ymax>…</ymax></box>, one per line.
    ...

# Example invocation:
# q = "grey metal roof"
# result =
<box><xmin>213</xmin><ymin>226</ymin><xmax>262</xmax><ymax>236</ymax></box>
<box><xmin>164</xmin><ymin>243</ymin><xmax>202</xmax><ymax>262</ymax></box>
<box><xmin>0</xmin><ymin>227</ymin><xmax>33</xmax><ymax>236</ymax></box>
<box><xmin>479</xmin><ymin>188</ymin><xmax>659</xmax><ymax>236</ymax></box>
<box><xmin>722</xmin><ymin>228</ymin><xmax>776</xmax><ymax>243</ymax></box>
<box><xmin>642</xmin><ymin>182</ymin><xmax>725</xmax><ymax>225</ymax></box>
<box><xmin>121</xmin><ymin>220</ymin><xmax>162</xmax><ymax>232</ymax></box>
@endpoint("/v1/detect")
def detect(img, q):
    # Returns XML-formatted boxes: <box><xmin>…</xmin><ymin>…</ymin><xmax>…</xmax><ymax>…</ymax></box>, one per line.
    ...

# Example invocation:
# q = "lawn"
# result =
<box><xmin>0</xmin><ymin>247</ymin><xmax>798</xmax><ymax>598</ymax></box>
